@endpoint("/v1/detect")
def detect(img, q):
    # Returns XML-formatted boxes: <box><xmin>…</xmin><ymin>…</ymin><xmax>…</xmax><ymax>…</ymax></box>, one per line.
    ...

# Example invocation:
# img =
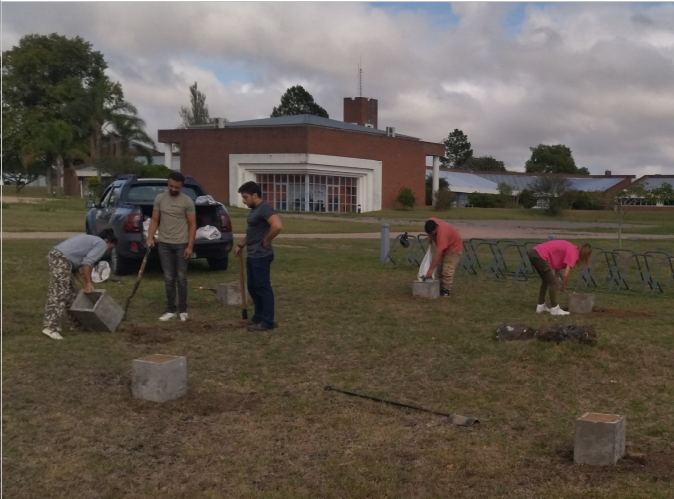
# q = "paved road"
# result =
<box><xmin>3</xmin><ymin>229</ymin><xmax>673</xmax><ymax>241</ymax></box>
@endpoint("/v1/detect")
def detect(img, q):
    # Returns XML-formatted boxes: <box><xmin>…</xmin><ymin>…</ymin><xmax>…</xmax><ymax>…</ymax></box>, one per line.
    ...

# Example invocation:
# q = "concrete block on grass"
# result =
<box><xmin>412</xmin><ymin>279</ymin><xmax>440</xmax><ymax>299</ymax></box>
<box><xmin>132</xmin><ymin>355</ymin><xmax>187</xmax><ymax>403</ymax></box>
<box><xmin>568</xmin><ymin>293</ymin><xmax>595</xmax><ymax>314</ymax></box>
<box><xmin>69</xmin><ymin>290</ymin><xmax>124</xmax><ymax>332</ymax></box>
<box><xmin>217</xmin><ymin>283</ymin><xmax>241</xmax><ymax>306</ymax></box>
<box><xmin>574</xmin><ymin>412</ymin><xmax>626</xmax><ymax>466</ymax></box>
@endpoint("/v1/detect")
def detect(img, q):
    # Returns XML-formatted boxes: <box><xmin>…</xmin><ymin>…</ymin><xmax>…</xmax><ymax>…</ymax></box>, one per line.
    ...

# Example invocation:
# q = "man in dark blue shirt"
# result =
<box><xmin>233</xmin><ymin>181</ymin><xmax>283</xmax><ymax>332</ymax></box>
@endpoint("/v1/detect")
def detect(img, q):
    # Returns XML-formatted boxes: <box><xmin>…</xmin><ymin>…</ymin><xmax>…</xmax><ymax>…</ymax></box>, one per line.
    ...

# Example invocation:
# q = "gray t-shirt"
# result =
<box><xmin>54</xmin><ymin>235</ymin><xmax>107</xmax><ymax>270</ymax></box>
<box><xmin>153</xmin><ymin>192</ymin><xmax>195</xmax><ymax>244</ymax></box>
<box><xmin>246</xmin><ymin>201</ymin><xmax>276</xmax><ymax>258</ymax></box>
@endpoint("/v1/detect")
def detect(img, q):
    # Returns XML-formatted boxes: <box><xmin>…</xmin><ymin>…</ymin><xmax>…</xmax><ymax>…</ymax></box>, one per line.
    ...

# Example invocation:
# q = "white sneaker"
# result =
<box><xmin>179</xmin><ymin>313</ymin><xmax>188</xmax><ymax>322</ymax></box>
<box><xmin>536</xmin><ymin>303</ymin><xmax>551</xmax><ymax>313</ymax></box>
<box><xmin>42</xmin><ymin>328</ymin><xmax>64</xmax><ymax>340</ymax></box>
<box><xmin>550</xmin><ymin>305</ymin><xmax>570</xmax><ymax>316</ymax></box>
<box><xmin>159</xmin><ymin>312</ymin><xmax>176</xmax><ymax>321</ymax></box>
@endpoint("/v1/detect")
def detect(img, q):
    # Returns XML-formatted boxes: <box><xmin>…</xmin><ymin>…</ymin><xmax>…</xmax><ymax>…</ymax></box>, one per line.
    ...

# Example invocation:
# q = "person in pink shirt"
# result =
<box><xmin>528</xmin><ymin>240</ymin><xmax>592</xmax><ymax>315</ymax></box>
<box><xmin>424</xmin><ymin>218</ymin><xmax>463</xmax><ymax>297</ymax></box>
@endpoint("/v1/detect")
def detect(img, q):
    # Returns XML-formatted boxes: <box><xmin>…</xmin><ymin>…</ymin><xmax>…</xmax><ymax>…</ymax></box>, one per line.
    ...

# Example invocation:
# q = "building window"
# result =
<box><xmin>257</xmin><ymin>174</ymin><xmax>358</xmax><ymax>213</ymax></box>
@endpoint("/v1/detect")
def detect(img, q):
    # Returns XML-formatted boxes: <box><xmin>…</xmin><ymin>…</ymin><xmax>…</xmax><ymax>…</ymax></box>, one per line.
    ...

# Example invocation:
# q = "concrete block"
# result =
<box><xmin>568</xmin><ymin>293</ymin><xmax>595</xmax><ymax>314</ymax></box>
<box><xmin>69</xmin><ymin>290</ymin><xmax>124</xmax><ymax>332</ymax></box>
<box><xmin>412</xmin><ymin>279</ymin><xmax>440</xmax><ymax>299</ymax></box>
<box><xmin>217</xmin><ymin>282</ymin><xmax>241</xmax><ymax>306</ymax></box>
<box><xmin>132</xmin><ymin>354</ymin><xmax>187</xmax><ymax>403</ymax></box>
<box><xmin>574</xmin><ymin>412</ymin><xmax>626</xmax><ymax>466</ymax></box>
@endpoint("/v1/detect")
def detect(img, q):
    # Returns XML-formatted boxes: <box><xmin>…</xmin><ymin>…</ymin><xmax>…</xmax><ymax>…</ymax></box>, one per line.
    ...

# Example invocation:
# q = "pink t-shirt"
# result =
<box><xmin>533</xmin><ymin>240</ymin><xmax>579</xmax><ymax>270</ymax></box>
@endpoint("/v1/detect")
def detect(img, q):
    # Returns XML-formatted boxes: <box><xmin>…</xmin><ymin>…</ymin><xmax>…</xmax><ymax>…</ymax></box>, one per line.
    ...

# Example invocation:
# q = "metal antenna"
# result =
<box><xmin>358</xmin><ymin>57</ymin><xmax>362</xmax><ymax>97</ymax></box>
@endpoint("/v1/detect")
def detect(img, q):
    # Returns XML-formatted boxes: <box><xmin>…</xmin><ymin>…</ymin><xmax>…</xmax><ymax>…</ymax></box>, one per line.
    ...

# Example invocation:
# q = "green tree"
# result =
<box><xmin>270</xmin><ymin>85</ymin><xmax>329</xmax><ymax>118</ymax></box>
<box><xmin>440</xmin><ymin>129</ymin><xmax>473</xmax><ymax>168</ymax></box>
<box><xmin>528</xmin><ymin>175</ymin><xmax>574</xmax><ymax>216</ymax></box>
<box><xmin>497</xmin><ymin>182</ymin><xmax>515</xmax><ymax>207</ymax></box>
<box><xmin>609</xmin><ymin>184</ymin><xmax>650</xmax><ymax>249</ymax></box>
<box><xmin>179</xmin><ymin>81</ymin><xmax>211</xmax><ymax>127</ymax></box>
<box><xmin>462</xmin><ymin>155</ymin><xmax>506</xmax><ymax>171</ymax></box>
<box><xmin>1</xmin><ymin>148</ymin><xmax>45</xmax><ymax>191</ymax></box>
<box><xmin>525</xmin><ymin>144</ymin><xmax>581</xmax><ymax>174</ymax></box>
<box><xmin>2</xmin><ymin>33</ymin><xmax>119</xmax><ymax>190</ymax></box>
<box><xmin>109</xmin><ymin>113</ymin><xmax>156</xmax><ymax>162</ymax></box>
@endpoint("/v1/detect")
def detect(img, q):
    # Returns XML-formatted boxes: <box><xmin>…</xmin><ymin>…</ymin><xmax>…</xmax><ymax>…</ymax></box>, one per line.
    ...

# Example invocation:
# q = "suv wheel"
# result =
<box><xmin>111</xmin><ymin>247</ymin><xmax>135</xmax><ymax>276</ymax></box>
<box><xmin>207</xmin><ymin>256</ymin><xmax>229</xmax><ymax>271</ymax></box>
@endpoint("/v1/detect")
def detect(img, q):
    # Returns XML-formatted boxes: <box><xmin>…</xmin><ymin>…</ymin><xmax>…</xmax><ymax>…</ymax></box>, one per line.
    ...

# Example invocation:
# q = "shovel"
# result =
<box><xmin>325</xmin><ymin>386</ymin><xmax>479</xmax><ymax>427</ymax></box>
<box><xmin>122</xmin><ymin>245</ymin><xmax>152</xmax><ymax>321</ymax></box>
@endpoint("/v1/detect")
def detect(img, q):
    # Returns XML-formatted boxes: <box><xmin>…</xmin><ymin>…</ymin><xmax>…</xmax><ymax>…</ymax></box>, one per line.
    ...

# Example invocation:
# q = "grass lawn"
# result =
<box><xmin>3</xmin><ymin>238</ymin><xmax>674</xmax><ymax>498</ymax></box>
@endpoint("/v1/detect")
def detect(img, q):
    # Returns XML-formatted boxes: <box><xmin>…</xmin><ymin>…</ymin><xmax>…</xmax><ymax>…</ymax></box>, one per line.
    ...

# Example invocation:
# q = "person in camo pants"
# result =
<box><xmin>42</xmin><ymin>229</ymin><xmax>117</xmax><ymax>340</ymax></box>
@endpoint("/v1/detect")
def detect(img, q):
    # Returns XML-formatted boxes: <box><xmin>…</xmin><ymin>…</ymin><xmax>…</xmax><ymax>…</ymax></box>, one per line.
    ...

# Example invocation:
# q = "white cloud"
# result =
<box><xmin>2</xmin><ymin>2</ymin><xmax>674</xmax><ymax>175</ymax></box>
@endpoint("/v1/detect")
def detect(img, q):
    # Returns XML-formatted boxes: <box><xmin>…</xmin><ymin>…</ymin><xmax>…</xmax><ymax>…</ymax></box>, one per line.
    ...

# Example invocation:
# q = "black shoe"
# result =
<box><xmin>247</xmin><ymin>323</ymin><xmax>273</xmax><ymax>332</ymax></box>
<box><xmin>440</xmin><ymin>288</ymin><xmax>451</xmax><ymax>297</ymax></box>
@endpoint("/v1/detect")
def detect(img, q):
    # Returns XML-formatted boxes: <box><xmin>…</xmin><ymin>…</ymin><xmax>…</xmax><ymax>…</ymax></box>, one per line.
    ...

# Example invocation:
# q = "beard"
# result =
<box><xmin>169</xmin><ymin>189</ymin><xmax>179</xmax><ymax>197</ymax></box>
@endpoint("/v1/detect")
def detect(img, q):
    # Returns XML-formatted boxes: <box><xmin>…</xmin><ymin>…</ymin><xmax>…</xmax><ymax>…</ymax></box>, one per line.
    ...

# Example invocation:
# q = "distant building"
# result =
<box><xmin>159</xmin><ymin>97</ymin><xmax>443</xmax><ymax>213</ymax></box>
<box><xmin>427</xmin><ymin>168</ymin><xmax>674</xmax><ymax>210</ymax></box>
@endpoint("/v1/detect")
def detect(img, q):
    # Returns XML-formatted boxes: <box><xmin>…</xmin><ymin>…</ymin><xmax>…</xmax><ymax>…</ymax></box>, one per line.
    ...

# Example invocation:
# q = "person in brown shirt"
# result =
<box><xmin>424</xmin><ymin>218</ymin><xmax>463</xmax><ymax>297</ymax></box>
<box><xmin>145</xmin><ymin>172</ymin><xmax>196</xmax><ymax>321</ymax></box>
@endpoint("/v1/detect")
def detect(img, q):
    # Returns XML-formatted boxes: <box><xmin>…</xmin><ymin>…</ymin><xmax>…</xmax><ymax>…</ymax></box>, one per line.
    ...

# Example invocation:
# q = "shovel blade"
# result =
<box><xmin>447</xmin><ymin>414</ymin><xmax>479</xmax><ymax>427</ymax></box>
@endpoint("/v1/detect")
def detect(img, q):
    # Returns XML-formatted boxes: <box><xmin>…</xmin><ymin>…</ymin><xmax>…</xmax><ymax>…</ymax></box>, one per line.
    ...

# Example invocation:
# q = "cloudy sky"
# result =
<box><xmin>3</xmin><ymin>2</ymin><xmax>674</xmax><ymax>175</ymax></box>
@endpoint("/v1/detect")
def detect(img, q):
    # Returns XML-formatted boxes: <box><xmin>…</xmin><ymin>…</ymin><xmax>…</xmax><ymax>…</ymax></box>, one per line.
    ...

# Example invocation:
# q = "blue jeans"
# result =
<box><xmin>158</xmin><ymin>242</ymin><xmax>188</xmax><ymax>313</ymax></box>
<box><xmin>246</xmin><ymin>255</ymin><xmax>275</xmax><ymax>328</ymax></box>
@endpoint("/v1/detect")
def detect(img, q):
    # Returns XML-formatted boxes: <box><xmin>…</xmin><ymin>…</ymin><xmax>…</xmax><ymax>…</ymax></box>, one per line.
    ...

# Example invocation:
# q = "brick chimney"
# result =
<box><xmin>344</xmin><ymin>97</ymin><xmax>378</xmax><ymax>129</ymax></box>
<box><xmin>605</xmin><ymin>170</ymin><xmax>612</xmax><ymax>176</ymax></box>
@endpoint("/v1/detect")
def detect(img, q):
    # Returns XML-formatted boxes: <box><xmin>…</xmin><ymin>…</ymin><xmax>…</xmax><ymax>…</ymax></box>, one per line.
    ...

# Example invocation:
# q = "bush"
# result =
<box><xmin>396</xmin><ymin>187</ymin><xmax>416</xmax><ymax>210</ymax></box>
<box><xmin>517</xmin><ymin>189</ymin><xmax>537</xmax><ymax>209</ymax></box>
<box><xmin>468</xmin><ymin>193</ymin><xmax>506</xmax><ymax>208</ymax></box>
<box><xmin>434</xmin><ymin>190</ymin><xmax>455</xmax><ymax>211</ymax></box>
<box><xmin>569</xmin><ymin>191</ymin><xmax>604</xmax><ymax>210</ymax></box>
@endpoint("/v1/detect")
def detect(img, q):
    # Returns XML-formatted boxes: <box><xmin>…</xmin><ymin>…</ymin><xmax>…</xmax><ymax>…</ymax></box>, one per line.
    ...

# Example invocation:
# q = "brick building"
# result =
<box><xmin>158</xmin><ymin>99</ymin><xmax>444</xmax><ymax>212</ymax></box>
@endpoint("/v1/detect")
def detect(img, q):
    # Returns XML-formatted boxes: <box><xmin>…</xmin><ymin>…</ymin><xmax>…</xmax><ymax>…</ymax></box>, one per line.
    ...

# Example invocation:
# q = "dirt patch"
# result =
<box><xmin>129</xmin><ymin>389</ymin><xmax>262</xmax><ymax>416</ymax></box>
<box><xmin>592</xmin><ymin>308</ymin><xmax>653</xmax><ymax>319</ymax></box>
<box><xmin>120</xmin><ymin>324</ymin><xmax>176</xmax><ymax>344</ymax></box>
<box><xmin>120</xmin><ymin>320</ymin><xmax>237</xmax><ymax>343</ymax></box>
<box><xmin>556</xmin><ymin>448</ymin><xmax>674</xmax><ymax>484</ymax></box>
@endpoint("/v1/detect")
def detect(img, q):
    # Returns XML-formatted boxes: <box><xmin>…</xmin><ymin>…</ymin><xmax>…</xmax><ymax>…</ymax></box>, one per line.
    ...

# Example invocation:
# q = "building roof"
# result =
<box><xmin>434</xmin><ymin>170</ymin><xmax>500</xmax><ymax>194</ymax></box>
<box><xmin>427</xmin><ymin>169</ymin><xmax>632</xmax><ymax>194</ymax></box>
<box><xmin>635</xmin><ymin>175</ymin><xmax>674</xmax><ymax>190</ymax></box>
<box><xmin>206</xmin><ymin>114</ymin><xmax>420</xmax><ymax>140</ymax></box>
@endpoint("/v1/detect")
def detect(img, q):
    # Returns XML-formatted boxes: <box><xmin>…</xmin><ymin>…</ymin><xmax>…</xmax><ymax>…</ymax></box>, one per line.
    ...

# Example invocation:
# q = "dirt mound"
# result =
<box><xmin>496</xmin><ymin>323</ymin><xmax>538</xmax><ymax>341</ymax></box>
<box><xmin>538</xmin><ymin>324</ymin><xmax>597</xmax><ymax>346</ymax></box>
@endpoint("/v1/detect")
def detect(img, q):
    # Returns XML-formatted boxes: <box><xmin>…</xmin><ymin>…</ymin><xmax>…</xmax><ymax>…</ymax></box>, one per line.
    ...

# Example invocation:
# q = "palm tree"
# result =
<box><xmin>108</xmin><ymin>113</ymin><xmax>156</xmax><ymax>163</ymax></box>
<box><xmin>74</xmin><ymin>80</ymin><xmax>139</xmax><ymax>177</ymax></box>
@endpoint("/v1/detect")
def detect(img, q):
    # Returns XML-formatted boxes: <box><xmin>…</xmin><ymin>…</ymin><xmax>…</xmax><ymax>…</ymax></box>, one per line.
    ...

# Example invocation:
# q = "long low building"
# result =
<box><xmin>425</xmin><ymin>168</ymin><xmax>674</xmax><ymax>209</ymax></box>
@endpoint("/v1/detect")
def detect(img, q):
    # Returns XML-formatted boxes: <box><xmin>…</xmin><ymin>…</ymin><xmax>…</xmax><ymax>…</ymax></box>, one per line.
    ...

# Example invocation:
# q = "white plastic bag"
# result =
<box><xmin>195</xmin><ymin>195</ymin><xmax>218</xmax><ymax>205</ymax></box>
<box><xmin>195</xmin><ymin>225</ymin><xmax>221</xmax><ymax>240</ymax></box>
<box><xmin>142</xmin><ymin>218</ymin><xmax>160</xmax><ymax>242</ymax></box>
<box><xmin>417</xmin><ymin>245</ymin><xmax>437</xmax><ymax>281</ymax></box>
<box><xmin>91</xmin><ymin>261</ymin><xmax>111</xmax><ymax>283</ymax></box>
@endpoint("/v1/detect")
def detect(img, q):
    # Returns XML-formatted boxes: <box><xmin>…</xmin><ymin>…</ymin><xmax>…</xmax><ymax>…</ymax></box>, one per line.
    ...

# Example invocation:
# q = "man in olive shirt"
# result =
<box><xmin>233</xmin><ymin>181</ymin><xmax>283</xmax><ymax>332</ymax></box>
<box><xmin>146</xmin><ymin>171</ymin><xmax>197</xmax><ymax>321</ymax></box>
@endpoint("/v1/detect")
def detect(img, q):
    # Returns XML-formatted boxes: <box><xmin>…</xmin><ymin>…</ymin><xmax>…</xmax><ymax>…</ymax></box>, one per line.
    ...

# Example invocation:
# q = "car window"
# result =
<box><xmin>126</xmin><ymin>184</ymin><xmax>200</xmax><ymax>202</ymax></box>
<box><xmin>99</xmin><ymin>186</ymin><xmax>113</xmax><ymax>206</ymax></box>
<box><xmin>100</xmin><ymin>187</ymin><xmax>115</xmax><ymax>208</ymax></box>
<box><xmin>108</xmin><ymin>187</ymin><xmax>122</xmax><ymax>207</ymax></box>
